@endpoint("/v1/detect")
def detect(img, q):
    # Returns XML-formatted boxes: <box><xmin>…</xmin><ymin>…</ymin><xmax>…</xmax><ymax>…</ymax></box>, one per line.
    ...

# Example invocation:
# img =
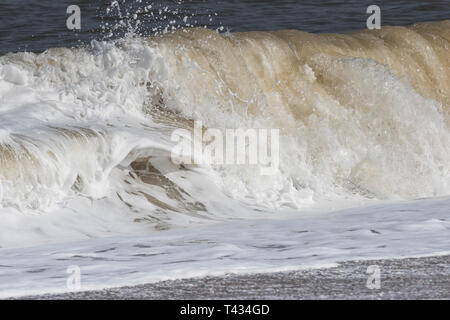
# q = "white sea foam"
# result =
<box><xmin>0</xmin><ymin>196</ymin><xmax>449</xmax><ymax>298</ymax></box>
<box><xmin>0</xmin><ymin>21</ymin><xmax>449</xmax><ymax>296</ymax></box>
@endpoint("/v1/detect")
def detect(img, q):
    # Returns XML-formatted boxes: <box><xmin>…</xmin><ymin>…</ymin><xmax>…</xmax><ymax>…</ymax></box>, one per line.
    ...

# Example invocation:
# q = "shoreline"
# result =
<box><xmin>16</xmin><ymin>255</ymin><xmax>450</xmax><ymax>300</ymax></box>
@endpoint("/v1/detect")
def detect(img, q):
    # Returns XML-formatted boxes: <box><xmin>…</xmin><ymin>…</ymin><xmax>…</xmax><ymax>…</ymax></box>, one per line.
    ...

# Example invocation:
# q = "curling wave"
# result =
<box><xmin>0</xmin><ymin>21</ymin><xmax>449</xmax><ymax>245</ymax></box>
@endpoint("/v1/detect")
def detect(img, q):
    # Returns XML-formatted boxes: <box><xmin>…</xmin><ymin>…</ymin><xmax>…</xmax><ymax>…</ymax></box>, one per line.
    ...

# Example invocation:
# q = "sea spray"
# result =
<box><xmin>0</xmin><ymin>21</ymin><xmax>449</xmax><ymax>246</ymax></box>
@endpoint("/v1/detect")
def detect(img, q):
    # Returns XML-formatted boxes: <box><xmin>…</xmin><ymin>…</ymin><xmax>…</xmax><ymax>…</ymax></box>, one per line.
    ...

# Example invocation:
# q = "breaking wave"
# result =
<box><xmin>0</xmin><ymin>20</ymin><xmax>449</xmax><ymax>243</ymax></box>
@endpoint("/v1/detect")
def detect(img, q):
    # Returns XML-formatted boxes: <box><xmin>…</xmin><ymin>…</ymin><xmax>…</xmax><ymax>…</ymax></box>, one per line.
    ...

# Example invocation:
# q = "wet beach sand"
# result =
<box><xmin>19</xmin><ymin>255</ymin><xmax>450</xmax><ymax>300</ymax></box>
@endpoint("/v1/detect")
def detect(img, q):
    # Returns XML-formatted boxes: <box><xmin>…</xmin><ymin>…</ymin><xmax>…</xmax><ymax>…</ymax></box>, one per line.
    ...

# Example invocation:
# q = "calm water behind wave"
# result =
<box><xmin>0</xmin><ymin>0</ymin><xmax>449</xmax><ymax>55</ymax></box>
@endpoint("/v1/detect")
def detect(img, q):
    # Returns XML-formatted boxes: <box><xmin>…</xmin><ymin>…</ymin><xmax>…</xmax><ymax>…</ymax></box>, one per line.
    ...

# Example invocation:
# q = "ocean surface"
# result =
<box><xmin>1</xmin><ymin>0</ymin><xmax>449</xmax><ymax>54</ymax></box>
<box><xmin>0</xmin><ymin>1</ymin><xmax>449</xmax><ymax>297</ymax></box>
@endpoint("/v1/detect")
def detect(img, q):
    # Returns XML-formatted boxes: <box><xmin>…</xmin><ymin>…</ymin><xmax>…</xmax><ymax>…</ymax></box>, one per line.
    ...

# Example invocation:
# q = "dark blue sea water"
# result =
<box><xmin>0</xmin><ymin>0</ymin><xmax>449</xmax><ymax>55</ymax></box>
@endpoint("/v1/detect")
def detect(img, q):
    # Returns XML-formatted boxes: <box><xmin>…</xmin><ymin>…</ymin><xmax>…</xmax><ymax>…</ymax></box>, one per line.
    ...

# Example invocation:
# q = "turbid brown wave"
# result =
<box><xmin>150</xmin><ymin>20</ymin><xmax>449</xmax><ymax>121</ymax></box>
<box><xmin>1</xmin><ymin>21</ymin><xmax>450</xmax><ymax>211</ymax></box>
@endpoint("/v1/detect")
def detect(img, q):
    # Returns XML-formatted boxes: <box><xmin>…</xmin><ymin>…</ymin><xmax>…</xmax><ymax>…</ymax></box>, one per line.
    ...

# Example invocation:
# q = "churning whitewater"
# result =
<box><xmin>0</xmin><ymin>20</ymin><xmax>450</xmax><ymax>250</ymax></box>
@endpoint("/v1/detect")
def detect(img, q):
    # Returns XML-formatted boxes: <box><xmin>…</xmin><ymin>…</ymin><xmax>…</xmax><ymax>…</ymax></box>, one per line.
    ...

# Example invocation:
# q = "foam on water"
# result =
<box><xmin>0</xmin><ymin>21</ymin><xmax>450</xmax><ymax>247</ymax></box>
<box><xmin>0</xmin><ymin>20</ymin><xmax>449</xmax><ymax>296</ymax></box>
<box><xmin>1</xmin><ymin>196</ymin><xmax>449</xmax><ymax>298</ymax></box>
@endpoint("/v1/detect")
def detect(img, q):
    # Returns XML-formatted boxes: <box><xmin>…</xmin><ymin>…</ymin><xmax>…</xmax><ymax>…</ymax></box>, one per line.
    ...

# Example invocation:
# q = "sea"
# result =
<box><xmin>0</xmin><ymin>0</ymin><xmax>449</xmax><ymax>297</ymax></box>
